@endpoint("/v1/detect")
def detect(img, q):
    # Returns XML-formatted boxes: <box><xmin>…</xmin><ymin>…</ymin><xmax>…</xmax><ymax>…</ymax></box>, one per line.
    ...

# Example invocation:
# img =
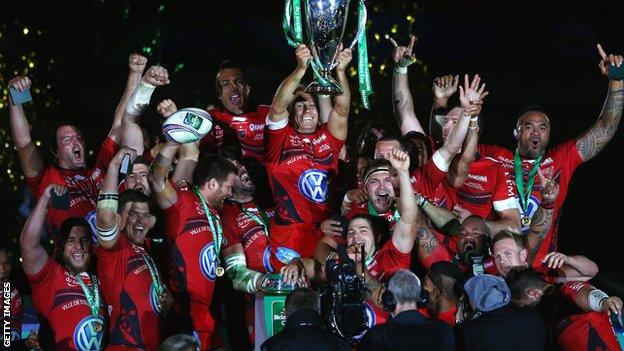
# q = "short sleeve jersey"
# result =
<box><xmin>27</xmin><ymin>257</ymin><xmax>107</xmax><ymax>350</ymax></box>
<box><xmin>200</xmin><ymin>105</ymin><xmax>269</xmax><ymax>163</ymax></box>
<box><xmin>95</xmin><ymin>234</ymin><xmax>162</xmax><ymax>350</ymax></box>
<box><xmin>25</xmin><ymin>137</ymin><xmax>118</xmax><ymax>238</ymax></box>
<box><xmin>221</xmin><ymin>200</ymin><xmax>272</xmax><ymax>273</ymax></box>
<box><xmin>479</xmin><ymin>141</ymin><xmax>583</xmax><ymax>264</ymax></box>
<box><xmin>367</xmin><ymin>240</ymin><xmax>411</xmax><ymax>282</ymax></box>
<box><xmin>410</xmin><ymin>158</ymin><xmax>447</xmax><ymax>200</ymax></box>
<box><xmin>264</xmin><ymin>122</ymin><xmax>344</xmax><ymax>224</ymax></box>
<box><xmin>163</xmin><ymin>188</ymin><xmax>220</xmax><ymax>306</ymax></box>
<box><xmin>434</xmin><ymin>157</ymin><xmax>518</xmax><ymax>219</ymax></box>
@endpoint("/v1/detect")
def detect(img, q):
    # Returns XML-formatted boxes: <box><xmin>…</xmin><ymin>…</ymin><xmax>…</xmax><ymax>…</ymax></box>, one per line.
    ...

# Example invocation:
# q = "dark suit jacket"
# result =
<box><xmin>261</xmin><ymin>309</ymin><xmax>349</xmax><ymax>351</ymax></box>
<box><xmin>456</xmin><ymin>304</ymin><xmax>547</xmax><ymax>351</ymax></box>
<box><xmin>358</xmin><ymin>309</ymin><xmax>455</xmax><ymax>351</ymax></box>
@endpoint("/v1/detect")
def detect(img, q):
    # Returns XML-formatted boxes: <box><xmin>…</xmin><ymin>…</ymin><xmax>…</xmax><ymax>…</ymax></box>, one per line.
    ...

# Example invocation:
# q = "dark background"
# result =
<box><xmin>1</xmin><ymin>0</ymin><xmax>622</xmax><ymax>291</ymax></box>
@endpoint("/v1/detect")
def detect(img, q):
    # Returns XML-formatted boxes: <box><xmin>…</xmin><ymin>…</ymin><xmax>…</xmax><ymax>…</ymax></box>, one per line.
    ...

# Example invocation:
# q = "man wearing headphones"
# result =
<box><xmin>359</xmin><ymin>269</ymin><xmax>455</xmax><ymax>351</ymax></box>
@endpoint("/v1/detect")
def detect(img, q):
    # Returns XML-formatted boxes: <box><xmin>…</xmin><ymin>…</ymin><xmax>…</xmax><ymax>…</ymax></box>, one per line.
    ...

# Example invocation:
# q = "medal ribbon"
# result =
<box><xmin>356</xmin><ymin>0</ymin><xmax>372</xmax><ymax>109</ymax></box>
<box><xmin>367</xmin><ymin>201</ymin><xmax>400</xmax><ymax>222</ymax></box>
<box><xmin>238</xmin><ymin>202</ymin><xmax>269</xmax><ymax>235</ymax></box>
<box><xmin>514</xmin><ymin>148</ymin><xmax>544</xmax><ymax>215</ymax></box>
<box><xmin>73</xmin><ymin>271</ymin><xmax>101</xmax><ymax>318</ymax></box>
<box><xmin>140</xmin><ymin>250</ymin><xmax>163</xmax><ymax>298</ymax></box>
<box><xmin>193</xmin><ymin>186</ymin><xmax>223</xmax><ymax>268</ymax></box>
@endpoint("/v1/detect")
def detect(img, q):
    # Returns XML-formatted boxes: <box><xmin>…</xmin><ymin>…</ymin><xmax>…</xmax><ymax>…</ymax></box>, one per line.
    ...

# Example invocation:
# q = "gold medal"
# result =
<box><xmin>215</xmin><ymin>266</ymin><xmax>225</xmax><ymax>277</ymax></box>
<box><xmin>94</xmin><ymin>322</ymin><xmax>102</xmax><ymax>333</ymax></box>
<box><xmin>521</xmin><ymin>216</ymin><xmax>531</xmax><ymax>227</ymax></box>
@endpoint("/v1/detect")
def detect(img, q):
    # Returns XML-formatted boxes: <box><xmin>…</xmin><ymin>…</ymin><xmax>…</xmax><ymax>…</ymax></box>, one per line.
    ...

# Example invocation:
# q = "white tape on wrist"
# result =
<box><xmin>125</xmin><ymin>81</ymin><xmax>156</xmax><ymax>116</ymax></box>
<box><xmin>394</xmin><ymin>66</ymin><xmax>408</xmax><ymax>75</ymax></box>
<box><xmin>588</xmin><ymin>289</ymin><xmax>609</xmax><ymax>311</ymax></box>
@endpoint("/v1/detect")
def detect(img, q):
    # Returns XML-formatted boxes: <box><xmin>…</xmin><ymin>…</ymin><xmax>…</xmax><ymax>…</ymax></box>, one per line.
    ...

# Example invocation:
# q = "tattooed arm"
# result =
<box><xmin>527</xmin><ymin>172</ymin><xmax>559</xmax><ymax>265</ymax></box>
<box><xmin>390</xmin><ymin>35</ymin><xmax>425</xmax><ymax>135</ymax></box>
<box><xmin>415</xmin><ymin>222</ymin><xmax>453</xmax><ymax>269</ymax></box>
<box><xmin>575</xmin><ymin>45</ymin><xmax>624</xmax><ymax>162</ymax></box>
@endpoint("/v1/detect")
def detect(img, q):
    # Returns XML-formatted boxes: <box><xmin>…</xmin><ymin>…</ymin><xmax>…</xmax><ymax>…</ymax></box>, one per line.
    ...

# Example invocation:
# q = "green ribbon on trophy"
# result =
<box><xmin>283</xmin><ymin>0</ymin><xmax>372</xmax><ymax>109</ymax></box>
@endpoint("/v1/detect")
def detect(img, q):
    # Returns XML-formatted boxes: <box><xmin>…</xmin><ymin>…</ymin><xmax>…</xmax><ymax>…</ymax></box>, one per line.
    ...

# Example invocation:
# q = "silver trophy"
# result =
<box><xmin>285</xmin><ymin>0</ymin><xmax>366</xmax><ymax>95</ymax></box>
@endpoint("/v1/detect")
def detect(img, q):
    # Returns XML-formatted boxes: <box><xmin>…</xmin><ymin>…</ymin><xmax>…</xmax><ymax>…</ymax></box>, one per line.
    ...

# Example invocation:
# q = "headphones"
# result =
<box><xmin>381</xmin><ymin>286</ymin><xmax>430</xmax><ymax>312</ymax></box>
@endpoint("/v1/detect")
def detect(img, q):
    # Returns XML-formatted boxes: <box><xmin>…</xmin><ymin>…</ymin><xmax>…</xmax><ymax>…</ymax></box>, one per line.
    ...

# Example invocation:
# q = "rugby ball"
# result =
<box><xmin>162</xmin><ymin>108</ymin><xmax>213</xmax><ymax>144</ymax></box>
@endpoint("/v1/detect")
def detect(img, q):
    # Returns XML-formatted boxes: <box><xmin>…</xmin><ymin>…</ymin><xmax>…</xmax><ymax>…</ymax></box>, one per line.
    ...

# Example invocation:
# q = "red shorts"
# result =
<box><xmin>268</xmin><ymin>221</ymin><xmax>323</xmax><ymax>271</ymax></box>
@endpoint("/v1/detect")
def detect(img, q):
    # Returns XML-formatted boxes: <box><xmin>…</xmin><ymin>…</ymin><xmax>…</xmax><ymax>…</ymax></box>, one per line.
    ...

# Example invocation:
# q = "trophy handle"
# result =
<box><xmin>330</xmin><ymin>0</ymin><xmax>367</xmax><ymax>70</ymax></box>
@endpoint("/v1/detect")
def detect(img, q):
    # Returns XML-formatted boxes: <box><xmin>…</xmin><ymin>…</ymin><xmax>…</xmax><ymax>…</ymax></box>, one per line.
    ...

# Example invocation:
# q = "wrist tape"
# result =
<box><xmin>125</xmin><ymin>81</ymin><xmax>156</xmax><ymax>116</ymax></box>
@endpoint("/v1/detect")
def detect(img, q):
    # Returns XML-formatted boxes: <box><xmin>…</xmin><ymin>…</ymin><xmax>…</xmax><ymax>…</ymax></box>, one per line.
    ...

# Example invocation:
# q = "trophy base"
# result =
<box><xmin>305</xmin><ymin>78</ymin><xmax>343</xmax><ymax>96</ymax></box>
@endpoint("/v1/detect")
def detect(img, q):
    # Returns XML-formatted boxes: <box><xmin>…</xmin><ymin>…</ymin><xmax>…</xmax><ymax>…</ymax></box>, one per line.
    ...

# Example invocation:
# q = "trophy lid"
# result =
<box><xmin>260</xmin><ymin>273</ymin><xmax>304</xmax><ymax>295</ymax></box>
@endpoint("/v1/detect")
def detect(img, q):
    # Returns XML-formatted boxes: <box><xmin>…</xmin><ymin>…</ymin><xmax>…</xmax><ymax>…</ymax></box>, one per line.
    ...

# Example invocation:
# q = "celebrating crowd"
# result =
<box><xmin>1</xmin><ymin>32</ymin><xmax>623</xmax><ymax>351</ymax></box>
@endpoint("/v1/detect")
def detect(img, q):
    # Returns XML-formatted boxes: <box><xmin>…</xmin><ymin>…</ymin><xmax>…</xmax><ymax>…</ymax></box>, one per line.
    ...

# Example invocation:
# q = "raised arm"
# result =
<box><xmin>575</xmin><ymin>44</ymin><xmax>624</xmax><ymax>162</ymax></box>
<box><xmin>95</xmin><ymin>147</ymin><xmax>137</xmax><ymax>249</ymax></box>
<box><xmin>122</xmin><ymin>65</ymin><xmax>170</xmax><ymax>155</ymax></box>
<box><xmin>429</xmin><ymin>75</ymin><xmax>459</xmax><ymax>141</ymax></box>
<box><xmin>389</xmin><ymin>35</ymin><xmax>425</xmax><ymax>136</ymax></box>
<box><xmin>267</xmin><ymin>44</ymin><xmax>312</xmax><ymax>123</ymax></box>
<box><xmin>108</xmin><ymin>54</ymin><xmax>147</xmax><ymax>144</ymax></box>
<box><xmin>317</xmin><ymin>94</ymin><xmax>332</xmax><ymax>124</ymax></box>
<box><xmin>327</xmin><ymin>47</ymin><xmax>352</xmax><ymax>141</ymax></box>
<box><xmin>148</xmin><ymin>140</ymin><xmax>180</xmax><ymax>210</ymax></box>
<box><xmin>387</xmin><ymin>149</ymin><xmax>418</xmax><ymax>253</ymax></box>
<box><xmin>526</xmin><ymin>169</ymin><xmax>559</xmax><ymax>265</ymax></box>
<box><xmin>569</xmin><ymin>283</ymin><xmax>622</xmax><ymax>318</ymax></box>
<box><xmin>543</xmin><ymin>252</ymin><xmax>598</xmax><ymax>282</ymax></box>
<box><xmin>20</xmin><ymin>184</ymin><xmax>65</xmax><ymax>275</ymax></box>
<box><xmin>447</xmin><ymin>75</ymin><xmax>488</xmax><ymax>188</ymax></box>
<box><xmin>8</xmin><ymin>76</ymin><xmax>44</xmax><ymax>178</ymax></box>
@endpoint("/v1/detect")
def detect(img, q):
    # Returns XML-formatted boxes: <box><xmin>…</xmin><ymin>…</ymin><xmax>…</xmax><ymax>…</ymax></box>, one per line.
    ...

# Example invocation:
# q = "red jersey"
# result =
<box><xmin>27</xmin><ymin>257</ymin><xmax>107</xmax><ymax>350</ymax></box>
<box><xmin>25</xmin><ymin>137</ymin><xmax>118</xmax><ymax>239</ymax></box>
<box><xmin>367</xmin><ymin>240</ymin><xmax>411</xmax><ymax>282</ymax></box>
<box><xmin>544</xmin><ymin>282</ymin><xmax>621</xmax><ymax>351</ymax></box>
<box><xmin>410</xmin><ymin>157</ymin><xmax>447</xmax><ymax>200</ymax></box>
<box><xmin>265</xmin><ymin>122</ymin><xmax>344</xmax><ymax>224</ymax></box>
<box><xmin>95</xmin><ymin>235</ymin><xmax>162</xmax><ymax>351</ymax></box>
<box><xmin>479</xmin><ymin>141</ymin><xmax>583</xmax><ymax>264</ymax></box>
<box><xmin>221</xmin><ymin>200</ymin><xmax>272</xmax><ymax>273</ymax></box>
<box><xmin>434</xmin><ymin>157</ymin><xmax>518</xmax><ymax>220</ymax></box>
<box><xmin>419</xmin><ymin>306</ymin><xmax>458</xmax><ymax>327</ymax></box>
<box><xmin>200</xmin><ymin>105</ymin><xmax>269</xmax><ymax>163</ymax></box>
<box><xmin>164</xmin><ymin>188</ymin><xmax>220</xmax><ymax>347</ymax></box>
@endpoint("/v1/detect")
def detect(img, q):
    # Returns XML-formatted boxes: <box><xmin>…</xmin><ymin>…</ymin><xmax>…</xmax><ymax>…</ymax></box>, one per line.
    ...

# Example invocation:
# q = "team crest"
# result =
<box><xmin>298</xmin><ymin>169</ymin><xmax>329</xmax><ymax>204</ymax></box>
<box><xmin>73</xmin><ymin>315</ymin><xmax>105</xmax><ymax>351</ymax></box>
<box><xmin>199</xmin><ymin>243</ymin><xmax>217</xmax><ymax>281</ymax></box>
<box><xmin>238</xmin><ymin>130</ymin><xmax>246</xmax><ymax>139</ymax></box>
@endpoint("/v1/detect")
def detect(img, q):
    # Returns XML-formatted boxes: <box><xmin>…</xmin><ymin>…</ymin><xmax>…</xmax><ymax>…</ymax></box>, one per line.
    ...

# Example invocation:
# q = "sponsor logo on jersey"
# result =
<box><xmin>249</xmin><ymin>123</ymin><xmax>265</xmax><ymax>131</ymax></box>
<box><xmin>84</xmin><ymin>210</ymin><xmax>99</xmax><ymax>247</ymax></box>
<box><xmin>199</xmin><ymin>243</ymin><xmax>217</xmax><ymax>281</ymax></box>
<box><xmin>467</xmin><ymin>174</ymin><xmax>488</xmax><ymax>182</ymax></box>
<box><xmin>73</xmin><ymin>315</ymin><xmax>105</xmax><ymax>351</ymax></box>
<box><xmin>275</xmin><ymin>247</ymin><xmax>300</xmax><ymax>265</ymax></box>
<box><xmin>298</xmin><ymin>169</ymin><xmax>329</xmax><ymax>203</ymax></box>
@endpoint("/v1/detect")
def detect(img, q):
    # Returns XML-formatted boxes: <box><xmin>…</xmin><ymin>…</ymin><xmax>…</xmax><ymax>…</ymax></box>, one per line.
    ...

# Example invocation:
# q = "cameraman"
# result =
<box><xmin>261</xmin><ymin>288</ymin><xmax>349</xmax><ymax>351</ymax></box>
<box><xmin>359</xmin><ymin>269</ymin><xmax>455</xmax><ymax>351</ymax></box>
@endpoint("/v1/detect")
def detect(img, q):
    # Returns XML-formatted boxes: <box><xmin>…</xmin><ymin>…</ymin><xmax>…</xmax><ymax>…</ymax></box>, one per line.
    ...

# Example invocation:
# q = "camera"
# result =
<box><xmin>321</xmin><ymin>244</ymin><xmax>368</xmax><ymax>344</ymax></box>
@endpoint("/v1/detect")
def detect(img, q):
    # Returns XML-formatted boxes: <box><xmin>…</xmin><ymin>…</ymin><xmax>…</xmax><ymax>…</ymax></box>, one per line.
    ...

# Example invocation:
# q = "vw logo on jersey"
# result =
<box><xmin>517</xmin><ymin>194</ymin><xmax>541</xmax><ymax>234</ymax></box>
<box><xmin>84</xmin><ymin>210</ymin><xmax>99</xmax><ymax>247</ymax></box>
<box><xmin>149</xmin><ymin>282</ymin><xmax>162</xmax><ymax>315</ymax></box>
<box><xmin>275</xmin><ymin>247</ymin><xmax>300</xmax><ymax>265</ymax></box>
<box><xmin>73</xmin><ymin>315</ymin><xmax>105</xmax><ymax>351</ymax></box>
<box><xmin>199</xmin><ymin>243</ymin><xmax>217</xmax><ymax>281</ymax></box>
<box><xmin>262</xmin><ymin>247</ymin><xmax>275</xmax><ymax>273</ymax></box>
<box><xmin>298</xmin><ymin>169</ymin><xmax>329</xmax><ymax>204</ymax></box>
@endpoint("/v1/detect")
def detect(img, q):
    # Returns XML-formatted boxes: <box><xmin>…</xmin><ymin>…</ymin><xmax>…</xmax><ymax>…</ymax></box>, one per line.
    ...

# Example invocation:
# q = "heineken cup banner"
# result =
<box><xmin>283</xmin><ymin>0</ymin><xmax>372</xmax><ymax>108</ymax></box>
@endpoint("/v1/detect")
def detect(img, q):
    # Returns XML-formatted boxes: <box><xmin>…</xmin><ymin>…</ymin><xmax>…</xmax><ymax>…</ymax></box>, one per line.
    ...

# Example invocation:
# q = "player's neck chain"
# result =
<box><xmin>194</xmin><ymin>186</ymin><xmax>225</xmax><ymax>277</ymax></box>
<box><xmin>514</xmin><ymin>148</ymin><xmax>544</xmax><ymax>226</ymax></box>
<box><xmin>69</xmin><ymin>268</ymin><xmax>100</xmax><ymax>318</ymax></box>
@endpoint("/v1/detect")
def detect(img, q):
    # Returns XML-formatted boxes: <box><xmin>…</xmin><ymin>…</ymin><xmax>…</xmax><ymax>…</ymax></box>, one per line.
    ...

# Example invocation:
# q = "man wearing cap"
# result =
<box><xmin>457</xmin><ymin>274</ymin><xmax>547</xmax><ymax>351</ymax></box>
<box><xmin>359</xmin><ymin>269</ymin><xmax>454</xmax><ymax>351</ymax></box>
